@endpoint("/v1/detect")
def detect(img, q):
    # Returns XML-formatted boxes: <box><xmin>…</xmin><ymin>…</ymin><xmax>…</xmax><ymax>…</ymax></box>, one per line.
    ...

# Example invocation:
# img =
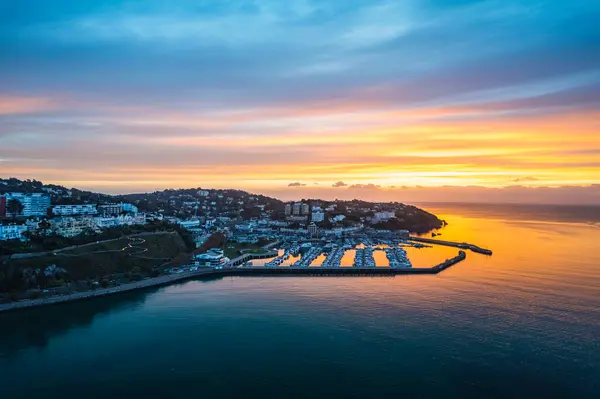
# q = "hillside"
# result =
<box><xmin>1</xmin><ymin>177</ymin><xmax>444</xmax><ymax>232</ymax></box>
<box><xmin>0</xmin><ymin>177</ymin><xmax>284</xmax><ymax>218</ymax></box>
<box><xmin>0</xmin><ymin>232</ymin><xmax>189</xmax><ymax>299</ymax></box>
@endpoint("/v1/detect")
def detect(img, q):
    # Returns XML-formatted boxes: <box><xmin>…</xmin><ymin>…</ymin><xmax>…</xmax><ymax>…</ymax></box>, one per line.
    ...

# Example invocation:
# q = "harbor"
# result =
<box><xmin>0</xmin><ymin>234</ymin><xmax>486</xmax><ymax>313</ymax></box>
<box><xmin>244</xmin><ymin>238</ymin><xmax>418</xmax><ymax>269</ymax></box>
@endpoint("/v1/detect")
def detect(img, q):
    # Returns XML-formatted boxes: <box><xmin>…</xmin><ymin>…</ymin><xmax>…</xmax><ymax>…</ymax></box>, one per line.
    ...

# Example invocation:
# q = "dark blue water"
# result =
<box><xmin>1</xmin><ymin>204</ymin><xmax>599</xmax><ymax>398</ymax></box>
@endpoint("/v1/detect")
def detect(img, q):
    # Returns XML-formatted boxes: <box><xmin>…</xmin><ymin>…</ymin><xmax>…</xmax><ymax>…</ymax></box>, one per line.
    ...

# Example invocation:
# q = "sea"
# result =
<box><xmin>1</xmin><ymin>203</ymin><xmax>599</xmax><ymax>398</ymax></box>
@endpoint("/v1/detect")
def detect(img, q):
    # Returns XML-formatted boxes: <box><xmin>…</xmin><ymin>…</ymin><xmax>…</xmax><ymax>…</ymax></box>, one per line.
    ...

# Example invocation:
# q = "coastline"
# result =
<box><xmin>0</xmin><ymin>268</ymin><xmax>218</xmax><ymax>314</ymax></box>
<box><xmin>0</xmin><ymin>250</ymin><xmax>467</xmax><ymax>314</ymax></box>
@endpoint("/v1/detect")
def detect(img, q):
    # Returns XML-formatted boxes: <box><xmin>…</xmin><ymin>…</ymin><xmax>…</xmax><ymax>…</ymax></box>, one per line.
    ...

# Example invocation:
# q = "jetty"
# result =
<box><xmin>408</xmin><ymin>236</ymin><xmax>492</xmax><ymax>255</ymax></box>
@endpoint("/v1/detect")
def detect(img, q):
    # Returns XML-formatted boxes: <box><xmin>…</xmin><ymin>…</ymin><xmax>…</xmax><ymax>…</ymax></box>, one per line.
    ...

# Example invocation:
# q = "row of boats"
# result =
<box><xmin>353</xmin><ymin>247</ymin><xmax>376</xmax><ymax>268</ymax></box>
<box><xmin>321</xmin><ymin>247</ymin><xmax>345</xmax><ymax>268</ymax></box>
<box><xmin>384</xmin><ymin>247</ymin><xmax>412</xmax><ymax>268</ymax></box>
<box><xmin>264</xmin><ymin>244</ymin><xmax>300</xmax><ymax>267</ymax></box>
<box><xmin>256</xmin><ymin>240</ymin><xmax>417</xmax><ymax>268</ymax></box>
<box><xmin>291</xmin><ymin>246</ymin><xmax>322</xmax><ymax>267</ymax></box>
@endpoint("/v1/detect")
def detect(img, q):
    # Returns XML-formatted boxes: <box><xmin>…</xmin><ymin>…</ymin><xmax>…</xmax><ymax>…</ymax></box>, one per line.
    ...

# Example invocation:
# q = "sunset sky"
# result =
<box><xmin>1</xmin><ymin>0</ymin><xmax>599</xmax><ymax>203</ymax></box>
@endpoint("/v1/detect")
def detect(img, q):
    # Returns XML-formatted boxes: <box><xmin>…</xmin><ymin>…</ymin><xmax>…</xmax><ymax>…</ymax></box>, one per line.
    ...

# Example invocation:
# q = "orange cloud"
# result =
<box><xmin>0</xmin><ymin>95</ymin><xmax>59</xmax><ymax>115</ymax></box>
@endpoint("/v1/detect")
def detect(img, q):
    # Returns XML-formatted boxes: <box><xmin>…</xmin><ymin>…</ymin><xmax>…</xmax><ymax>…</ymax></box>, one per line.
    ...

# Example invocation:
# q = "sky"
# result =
<box><xmin>1</xmin><ymin>0</ymin><xmax>599</xmax><ymax>204</ymax></box>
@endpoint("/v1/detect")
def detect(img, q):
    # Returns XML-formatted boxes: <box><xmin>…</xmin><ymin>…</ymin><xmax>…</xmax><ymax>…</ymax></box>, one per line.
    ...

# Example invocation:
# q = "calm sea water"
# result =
<box><xmin>1</xmin><ymin>203</ymin><xmax>599</xmax><ymax>398</ymax></box>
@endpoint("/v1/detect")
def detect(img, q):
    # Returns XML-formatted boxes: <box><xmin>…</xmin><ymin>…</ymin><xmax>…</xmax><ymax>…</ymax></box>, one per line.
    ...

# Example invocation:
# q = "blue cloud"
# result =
<box><xmin>1</xmin><ymin>0</ymin><xmax>598</xmax><ymax>112</ymax></box>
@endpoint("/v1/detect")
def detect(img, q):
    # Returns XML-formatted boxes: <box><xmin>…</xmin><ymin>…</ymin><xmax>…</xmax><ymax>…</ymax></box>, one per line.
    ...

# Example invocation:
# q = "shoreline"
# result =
<box><xmin>0</xmin><ymin>250</ymin><xmax>467</xmax><ymax>314</ymax></box>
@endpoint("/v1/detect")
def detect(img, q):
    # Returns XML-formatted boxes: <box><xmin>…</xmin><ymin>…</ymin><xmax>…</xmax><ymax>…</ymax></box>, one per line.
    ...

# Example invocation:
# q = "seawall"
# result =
<box><xmin>409</xmin><ymin>236</ymin><xmax>492</xmax><ymax>255</ymax></box>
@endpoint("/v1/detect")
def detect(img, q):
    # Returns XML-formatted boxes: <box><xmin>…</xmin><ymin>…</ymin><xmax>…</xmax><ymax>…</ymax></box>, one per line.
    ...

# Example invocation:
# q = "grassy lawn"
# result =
<box><xmin>6</xmin><ymin>233</ymin><xmax>188</xmax><ymax>281</ymax></box>
<box><xmin>244</xmin><ymin>248</ymin><xmax>269</xmax><ymax>254</ymax></box>
<box><xmin>223</xmin><ymin>242</ymin><xmax>268</xmax><ymax>259</ymax></box>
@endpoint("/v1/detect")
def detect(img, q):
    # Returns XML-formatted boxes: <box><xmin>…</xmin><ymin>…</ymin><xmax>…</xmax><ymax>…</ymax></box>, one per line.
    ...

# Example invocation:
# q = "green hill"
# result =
<box><xmin>0</xmin><ymin>232</ymin><xmax>189</xmax><ymax>295</ymax></box>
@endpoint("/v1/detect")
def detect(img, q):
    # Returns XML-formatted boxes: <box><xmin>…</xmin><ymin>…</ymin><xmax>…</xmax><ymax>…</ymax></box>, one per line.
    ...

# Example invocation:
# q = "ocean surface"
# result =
<box><xmin>1</xmin><ymin>203</ymin><xmax>599</xmax><ymax>398</ymax></box>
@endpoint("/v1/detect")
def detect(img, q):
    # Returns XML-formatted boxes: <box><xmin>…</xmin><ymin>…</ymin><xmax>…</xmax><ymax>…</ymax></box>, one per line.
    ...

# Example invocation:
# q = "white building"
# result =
<box><xmin>94</xmin><ymin>217</ymin><xmax>118</xmax><ymax>229</ymax></box>
<box><xmin>311</xmin><ymin>211</ymin><xmax>325</xmax><ymax>222</ymax></box>
<box><xmin>194</xmin><ymin>248</ymin><xmax>228</xmax><ymax>267</ymax></box>
<box><xmin>330</xmin><ymin>224</ymin><xmax>364</xmax><ymax>237</ymax></box>
<box><xmin>94</xmin><ymin>214</ymin><xmax>146</xmax><ymax>229</ymax></box>
<box><xmin>330</xmin><ymin>214</ymin><xmax>346</xmax><ymax>223</ymax></box>
<box><xmin>236</xmin><ymin>223</ymin><xmax>254</xmax><ymax>232</ymax></box>
<box><xmin>97</xmin><ymin>203</ymin><xmax>123</xmax><ymax>216</ymax></box>
<box><xmin>119</xmin><ymin>202</ymin><xmax>138</xmax><ymax>213</ymax></box>
<box><xmin>0</xmin><ymin>224</ymin><xmax>28</xmax><ymax>241</ymax></box>
<box><xmin>51</xmin><ymin>217</ymin><xmax>98</xmax><ymax>238</ymax></box>
<box><xmin>198</xmin><ymin>190</ymin><xmax>210</xmax><ymax>197</ymax></box>
<box><xmin>4</xmin><ymin>192</ymin><xmax>51</xmax><ymax>216</ymax></box>
<box><xmin>52</xmin><ymin>204</ymin><xmax>98</xmax><ymax>216</ymax></box>
<box><xmin>374</xmin><ymin>211</ymin><xmax>396</xmax><ymax>222</ymax></box>
<box><xmin>178</xmin><ymin>219</ymin><xmax>201</xmax><ymax>230</ymax></box>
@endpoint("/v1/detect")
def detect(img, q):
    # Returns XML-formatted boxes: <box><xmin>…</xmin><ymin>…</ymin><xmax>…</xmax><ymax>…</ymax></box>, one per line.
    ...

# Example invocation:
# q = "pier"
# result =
<box><xmin>408</xmin><ymin>236</ymin><xmax>492</xmax><ymax>255</ymax></box>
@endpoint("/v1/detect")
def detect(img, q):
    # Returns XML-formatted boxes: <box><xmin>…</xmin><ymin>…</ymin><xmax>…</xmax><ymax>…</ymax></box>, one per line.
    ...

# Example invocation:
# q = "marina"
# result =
<box><xmin>240</xmin><ymin>237</ymin><xmax>458</xmax><ymax>270</ymax></box>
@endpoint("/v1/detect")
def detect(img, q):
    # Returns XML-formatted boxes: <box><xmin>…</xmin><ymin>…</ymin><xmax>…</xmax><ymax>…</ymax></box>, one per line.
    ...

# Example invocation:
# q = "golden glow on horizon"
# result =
<box><xmin>1</xmin><ymin>97</ymin><xmax>599</xmax><ymax>197</ymax></box>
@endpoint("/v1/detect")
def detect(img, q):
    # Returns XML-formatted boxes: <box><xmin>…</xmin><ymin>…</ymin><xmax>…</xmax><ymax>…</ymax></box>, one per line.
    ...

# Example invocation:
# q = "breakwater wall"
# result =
<box><xmin>409</xmin><ymin>236</ymin><xmax>492</xmax><ymax>255</ymax></box>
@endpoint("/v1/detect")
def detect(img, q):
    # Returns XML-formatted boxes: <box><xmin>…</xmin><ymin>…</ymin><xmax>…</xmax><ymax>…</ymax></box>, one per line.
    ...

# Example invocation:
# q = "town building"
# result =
<box><xmin>235</xmin><ymin>223</ymin><xmax>254</xmax><ymax>233</ymax></box>
<box><xmin>194</xmin><ymin>248</ymin><xmax>228</xmax><ymax>267</ymax></box>
<box><xmin>51</xmin><ymin>217</ymin><xmax>97</xmax><ymax>237</ymax></box>
<box><xmin>301</xmin><ymin>203</ymin><xmax>309</xmax><ymax>215</ymax></box>
<box><xmin>286</xmin><ymin>202</ymin><xmax>310</xmax><ymax>217</ymax></box>
<box><xmin>3</xmin><ymin>192</ymin><xmax>51</xmax><ymax>216</ymax></box>
<box><xmin>97</xmin><ymin>203</ymin><xmax>123</xmax><ymax>216</ymax></box>
<box><xmin>120</xmin><ymin>202</ymin><xmax>138</xmax><ymax>213</ymax></box>
<box><xmin>0</xmin><ymin>224</ymin><xmax>28</xmax><ymax>241</ymax></box>
<box><xmin>308</xmin><ymin>222</ymin><xmax>318</xmax><ymax>237</ymax></box>
<box><xmin>178</xmin><ymin>219</ymin><xmax>201</xmax><ymax>230</ymax></box>
<box><xmin>198</xmin><ymin>190</ymin><xmax>210</xmax><ymax>197</ymax></box>
<box><xmin>94</xmin><ymin>214</ymin><xmax>146</xmax><ymax>229</ymax></box>
<box><xmin>288</xmin><ymin>215</ymin><xmax>308</xmax><ymax>222</ymax></box>
<box><xmin>397</xmin><ymin>230</ymin><xmax>410</xmax><ymax>240</ymax></box>
<box><xmin>331</xmin><ymin>214</ymin><xmax>346</xmax><ymax>223</ymax></box>
<box><xmin>374</xmin><ymin>210</ymin><xmax>396</xmax><ymax>222</ymax></box>
<box><xmin>330</xmin><ymin>224</ymin><xmax>364</xmax><ymax>237</ymax></box>
<box><xmin>0</xmin><ymin>196</ymin><xmax>6</xmax><ymax>217</ymax></box>
<box><xmin>52</xmin><ymin>204</ymin><xmax>98</xmax><ymax>216</ymax></box>
<box><xmin>269</xmin><ymin>220</ymin><xmax>289</xmax><ymax>228</ymax></box>
<box><xmin>311</xmin><ymin>211</ymin><xmax>325</xmax><ymax>223</ymax></box>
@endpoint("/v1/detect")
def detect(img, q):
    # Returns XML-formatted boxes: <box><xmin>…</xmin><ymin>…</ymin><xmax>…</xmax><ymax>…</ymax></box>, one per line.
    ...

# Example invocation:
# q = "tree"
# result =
<box><xmin>7</xmin><ymin>199</ymin><xmax>24</xmax><ymax>218</ymax></box>
<box><xmin>37</xmin><ymin>219</ymin><xmax>52</xmax><ymax>236</ymax></box>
